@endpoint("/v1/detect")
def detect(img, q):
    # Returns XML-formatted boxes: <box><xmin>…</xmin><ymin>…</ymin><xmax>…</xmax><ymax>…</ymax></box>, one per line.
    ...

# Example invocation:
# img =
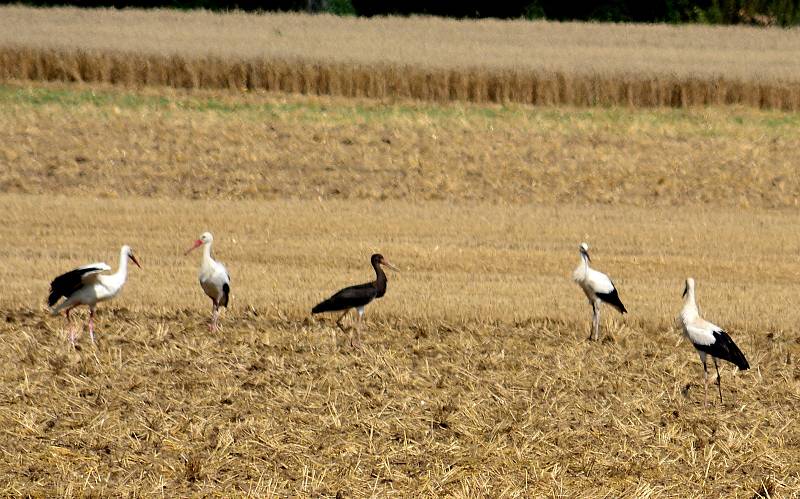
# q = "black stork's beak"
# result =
<box><xmin>381</xmin><ymin>258</ymin><xmax>400</xmax><ymax>272</ymax></box>
<box><xmin>129</xmin><ymin>252</ymin><xmax>142</xmax><ymax>269</ymax></box>
<box><xmin>682</xmin><ymin>283</ymin><xmax>688</xmax><ymax>298</ymax></box>
<box><xmin>581</xmin><ymin>248</ymin><xmax>591</xmax><ymax>262</ymax></box>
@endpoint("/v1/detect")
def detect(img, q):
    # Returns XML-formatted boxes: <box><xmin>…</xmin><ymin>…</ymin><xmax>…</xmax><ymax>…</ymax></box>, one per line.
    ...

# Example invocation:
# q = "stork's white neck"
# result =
<box><xmin>580</xmin><ymin>252</ymin><xmax>590</xmax><ymax>272</ymax></box>
<box><xmin>202</xmin><ymin>241</ymin><xmax>213</xmax><ymax>264</ymax></box>
<box><xmin>682</xmin><ymin>286</ymin><xmax>699</xmax><ymax>318</ymax></box>
<box><xmin>197</xmin><ymin>241</ymin><xmax>217</xmax><ymax>275</ymax></box>
<box><xmin>115</xmin><ymin>246</ymin><xmax>129</xmax><ymax>279</ymax></box>
<box><xmin>108</xmin><ymin>246</ymin><xmax>131</xmax><ymax>290</ymax></box>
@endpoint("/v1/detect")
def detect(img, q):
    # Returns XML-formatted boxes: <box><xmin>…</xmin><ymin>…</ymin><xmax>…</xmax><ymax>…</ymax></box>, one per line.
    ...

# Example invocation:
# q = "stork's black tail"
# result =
<box><xmin>47</xmin><ymin>267</ymin><xmax>101</xmax><ymax>307</ymax></box>
<box><xmin>219</xmin><ymin>283</ymin><xmax>230</xmax><ymax>308</ymax></box>
<box><xmin>597</xmin><ymin>288</ymin><xmax>627</xmax><ymax>314</ymax></box>
<box><xmin>311</xmin><ymin>299</ymin><xmax>336</xmax><ymax>314</ymax></box>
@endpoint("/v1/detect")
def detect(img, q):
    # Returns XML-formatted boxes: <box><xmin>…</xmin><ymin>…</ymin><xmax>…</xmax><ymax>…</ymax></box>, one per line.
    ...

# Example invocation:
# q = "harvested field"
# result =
<box><xmin>2</xmin><ymin>6</ymin><xmax>800</xmax><ymax>108</ymax></box>
<box><xmin>1</xmin><ymin>193</ymin><xmax>800</xmax><ymax>496</ymax></box>
<box><xmin>2</xmin><ymin>82</ymin><xmax>800</xmax><ymax>208</ymax></box>
<box><xmin>0</xmin><ymin>81</ymin><xmax>799</xmax><ymax>495</ymax></box>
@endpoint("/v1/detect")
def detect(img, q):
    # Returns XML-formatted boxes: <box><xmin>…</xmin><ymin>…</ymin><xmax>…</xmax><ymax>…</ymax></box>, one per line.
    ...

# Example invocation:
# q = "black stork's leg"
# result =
<box><xmin>336</xmin><ymin>310</ymin><xmax>350</xmax><ymax>334</ymax></box>
<box><xmin>713</xmin><ymin>357</ymin><xmax>723</xmax><ymax>405</ymax></box>
<box><xmin>350</xmin><ymin>329</ymin><xmax>361</xmax><ymax>349</ymax></box>
<box><xmin>351</xmin><ymin>306</ymin><xmax>365</xmax><ymax>349</ymax></box>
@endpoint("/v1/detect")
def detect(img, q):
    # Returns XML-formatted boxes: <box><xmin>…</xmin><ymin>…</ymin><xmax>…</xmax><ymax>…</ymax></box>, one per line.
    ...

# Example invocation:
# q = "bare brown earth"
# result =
<box><xmin>2</xmin><ymin>6</ymin><xmax>800</xmax><ymax>108</ymax></box>
<box><xmin>0</xmin><ymin>82</ymin><xmax>798</xmax><ymax>495</ymax></box>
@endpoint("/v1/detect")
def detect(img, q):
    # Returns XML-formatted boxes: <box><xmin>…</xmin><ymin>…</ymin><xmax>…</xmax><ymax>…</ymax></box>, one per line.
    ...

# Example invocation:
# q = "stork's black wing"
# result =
<box><xmin>220</xmin><ymin>283</ymin><xmax>230</xmax><ymax>308</ymax></box>
<box><xmin>695</xmin><ymin>330</ymin><xmax>750</xmax><ymax>370</ymax></box>
<box><xmin>48</xmin><ymin>266</ymin><xmax>106</xmax><ymax>306</ymax></box>
<box><xmin>312</xmin><ymin>282</ymin><xmax>378</xmax><ymax>313</ymax></box>
<box><xmin>596</xmin><ymin>286</ymin><xmax>627</xmax><ymax>314</ymax></box>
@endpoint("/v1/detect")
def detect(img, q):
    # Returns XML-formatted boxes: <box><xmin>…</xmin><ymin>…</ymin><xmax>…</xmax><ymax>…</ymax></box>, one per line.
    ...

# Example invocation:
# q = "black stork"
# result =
<box><xmin>312</xmin><ymin>253</ymin><xmax>399</xmax><ymax>347</ymax></box>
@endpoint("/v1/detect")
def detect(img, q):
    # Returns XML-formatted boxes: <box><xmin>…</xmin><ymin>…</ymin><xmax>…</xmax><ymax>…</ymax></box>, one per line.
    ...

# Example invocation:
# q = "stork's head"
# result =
<box><xmin>123</xmin><ymin>245</ymin><xmax>142</xmax><ymax>268</ymax></box>
<box><xmin>185</xmin><ymin>232</ymin><xmax>213</xmax><ymax>255</ymax></box>
<box><xmin>371</xmin><ymin>253</ymin><xmax>399</xmax><ymax>271</ymax></box>
<box><xmin>579</xmin><ymin>242</ymin><xmax>590</xmax><ymax>261</ymax></box>
<box><xmin>683</xmin><ymin>277</ymin><xmax>695</xmax><ymax>298</ymax></box>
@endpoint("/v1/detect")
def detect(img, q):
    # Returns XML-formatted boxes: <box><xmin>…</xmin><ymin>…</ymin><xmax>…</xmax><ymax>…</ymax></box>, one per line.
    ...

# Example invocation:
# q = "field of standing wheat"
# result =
<box><xmin>2</xmin><ymin>6</ymin><xmax>800</xmax><ymax>108</ymax></box>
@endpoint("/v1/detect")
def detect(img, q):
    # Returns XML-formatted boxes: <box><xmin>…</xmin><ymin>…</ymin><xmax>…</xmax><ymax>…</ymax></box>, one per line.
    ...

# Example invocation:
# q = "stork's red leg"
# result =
<box><xmin>65</xmin><ymin>307</ymin><xmax>77</xmax><ymax>346</ymax></box>
<box><xmin>210</xmin><ymin>302</ymin><xmax>219</xmax><ymax>332</ymax></box>
<box><xmin>336</xmin><ymin>310</ymin><xmax>350</xmax><ymax>334</ymax></box>
<box><xmin>88</xmin><ymin>308</ymin><xmax>96</xmax><ymax>343</ymax></box>
<box><xmin>350</xmin><ymin>308</ymin><xmax>365</xmax><ymax>349</ymax></box>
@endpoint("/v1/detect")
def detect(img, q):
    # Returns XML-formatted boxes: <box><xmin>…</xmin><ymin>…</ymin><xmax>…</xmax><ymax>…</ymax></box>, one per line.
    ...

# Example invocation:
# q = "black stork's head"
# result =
<box><xmin>371</xmin><ymin>253</ymin><xmax>399</xmax><ymax>272</ymax></box>
<box><xmin>579</xmin><ymin>242</ymin><xmax>591</xmax><ymax>262</ymax></box>
<box><xmin>185</xmin><ymin>231</ymin><xmax>213</xmax><ymax>256</ymax></box>
<box><xmin>123</xmin><ymin>245</ymin><xmax>142</xmax><ymax>268</ymax></box>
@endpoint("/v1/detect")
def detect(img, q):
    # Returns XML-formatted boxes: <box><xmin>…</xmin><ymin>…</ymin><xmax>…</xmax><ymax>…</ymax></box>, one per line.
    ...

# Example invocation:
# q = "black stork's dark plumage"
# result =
<box><xmin>312</xmin><ymin>253</ymin><xmax>399</xmax><ymax>347</ymax></box>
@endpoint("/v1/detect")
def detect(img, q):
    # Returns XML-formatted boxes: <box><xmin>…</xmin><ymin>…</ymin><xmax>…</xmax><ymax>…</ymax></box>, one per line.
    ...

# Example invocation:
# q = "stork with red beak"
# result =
<box><xmin>312</xmin><ymin>253</ymin><xmax>399</xmax><ymax>348</ymax></box>
<box><xmin>185</xmin><ymin>232</ymin><xmax>230</xmax><ymax>331</ymax></box>
<box><xmin>48</xmin><ymin>245</ymin><xmax>141</xmax><ymax>345</ymax></box>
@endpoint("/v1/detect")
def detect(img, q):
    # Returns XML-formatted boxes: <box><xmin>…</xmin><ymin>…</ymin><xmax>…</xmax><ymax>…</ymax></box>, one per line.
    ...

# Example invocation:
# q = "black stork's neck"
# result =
<box><xmin>373</xmin><ymin>260</ymin><xmax>388</xmax><ymax>298</ymax></box>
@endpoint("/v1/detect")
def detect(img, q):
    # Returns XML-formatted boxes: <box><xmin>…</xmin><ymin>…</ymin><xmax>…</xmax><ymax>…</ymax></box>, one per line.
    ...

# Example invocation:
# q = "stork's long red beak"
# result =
<box><xmin>129</xmin><ymin>254</ymin><xmax>142</xmax><ymax>269</ymax></box>
<box><xmin>382</xmin><ymin>259</ymin><xmax>400</xmax><ymax>272</ymax></box>
<box><xmin>184</xmin><ymin>239</ymin><xmax>203</xmax><ymax>256</ymax></box>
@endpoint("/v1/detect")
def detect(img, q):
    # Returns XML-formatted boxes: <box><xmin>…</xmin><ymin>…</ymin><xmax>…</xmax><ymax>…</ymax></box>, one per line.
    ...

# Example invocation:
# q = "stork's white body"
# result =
<box><xmin>187</xmin><ymin>232</ymin><xmax>230</xmax><ymax>331</ymax></box>
<box><xmin>680</xmin><ymin>289</ymin><xmax>721</xmax><ymax>350</ymax></box>
<box><xmin>572</xmin><ymin>259</ymin><xmax>615</xmax><ymax>304</ymax></box>
<box><xmin>53</xmin><ymin>263</ymin><xmax>130</xmax><ymax>311</ymax></box>
<box><xmin>678</xmin><ymin>278</ymin><xmax>750</xmax><ymax>406</ymax></box>
<box><xmin>198</xmin><ymin>242</ymin><xmax>230</xmax><ymax>307</ymax></box>
<box><xmin>49</xmin><ymin>245</ymin><xmax>139</xmax><ymax>345</ymax></box>
<box><xmin>572</xmin><ymin>243</ymin><xmax>626</xmax><ymax>341</ymax></box>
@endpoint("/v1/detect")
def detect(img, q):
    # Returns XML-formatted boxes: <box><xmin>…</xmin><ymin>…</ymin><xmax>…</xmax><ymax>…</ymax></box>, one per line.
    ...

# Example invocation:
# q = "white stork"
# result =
<box><xmin>48</xmin><ymin>245</ymin><xmax>141</xmax><ymax>345</ymax></box>
<box><xmin>185</xmin><ymin>232</ymin><xmax>230</xmax><ymax>331</ymax></box>
<box><xmin>572</xmin><ymin>242</ymin><xmax>627</xmax><ymax>341</ymax></box>
<box><xmin>679</xmin><ymin>277</ymin><xmax>750</xmax><ymax>406</ymax></box>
